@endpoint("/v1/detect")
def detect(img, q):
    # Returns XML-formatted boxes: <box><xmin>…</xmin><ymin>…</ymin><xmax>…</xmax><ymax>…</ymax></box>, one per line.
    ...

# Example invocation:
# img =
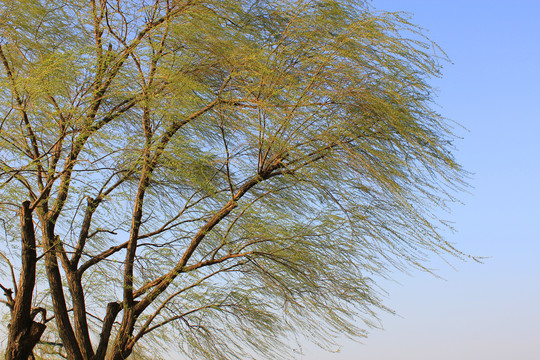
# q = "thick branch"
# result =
<box><xmin>0</xmin><ymin>45</ymin><xmax>45</xmax><ymax>190</ymax></box>
<box><xmin>135</xmin><ymin>167</ymin><xmax>282</xmax><ymax>314</ymax></box>
<box><xmin>41</xmin><ymin>220</ymin><xmax>83</xmax><ymax>360</ymax></box>
<box><xmin>0</xmin><ymin>283</ymin><xmax>14</xmax><ymax>310</ymax></box>
<box><xmin>94</xmin><ymin>302</ymin><xmax>121</xmax><ymax>360</ymax></box>
<box><xmin>71</xmin><ymin>197</ymin><xmax>98</xmax><ymax>269</ymax></box>
<box><xmin>122</xmin><ymin>97</ymin><xmax>221</xmax><ymax>307</ymax></box>
<box><xmin>49</xmin><ymin>94</ymin><xmax>142</xmax><ymax>222</ymax></box>
<box><xmin>79</xmin><ymin>240</ymin><xmax>129</xmax><ymax>274</ymax></box>
<box><xmin>131</xmin><ymin>262</ymin><xmax>247</xmax><ymax>346</ymax></box>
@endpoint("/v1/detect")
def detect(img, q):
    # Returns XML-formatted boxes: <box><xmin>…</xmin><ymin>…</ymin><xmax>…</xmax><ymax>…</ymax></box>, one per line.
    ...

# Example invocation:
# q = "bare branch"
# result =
<box><xmin>78</xmin><ymin>240</ymin><xmax>129</xmax><ymax>274</ymax></box>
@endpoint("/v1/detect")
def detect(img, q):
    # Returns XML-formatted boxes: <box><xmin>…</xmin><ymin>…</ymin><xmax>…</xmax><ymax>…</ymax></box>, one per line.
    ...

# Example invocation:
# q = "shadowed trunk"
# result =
<box><xmin>5</xmin><ymin>201</ymin><xmax>45</xmax><ymax>360</ymax></box>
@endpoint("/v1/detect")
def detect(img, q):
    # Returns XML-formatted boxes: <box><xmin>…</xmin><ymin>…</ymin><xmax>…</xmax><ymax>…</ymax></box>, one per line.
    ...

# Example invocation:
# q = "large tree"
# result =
<box><xmin>0</xmin><ymin>0</ymin><xmax>468</xmax><ymax>359</ymax></box>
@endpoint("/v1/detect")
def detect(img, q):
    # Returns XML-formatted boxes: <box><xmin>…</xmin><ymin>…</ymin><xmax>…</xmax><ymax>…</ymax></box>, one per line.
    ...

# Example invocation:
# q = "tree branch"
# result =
<box><xmin>79</xmin><ymin>240</ymin><xmax>129</xmax><ymax>274</ymax></box>
<box><xmin>135</xmin><ymin>166</ymin><xmax>284</xmax><ymax>314</ymax></box>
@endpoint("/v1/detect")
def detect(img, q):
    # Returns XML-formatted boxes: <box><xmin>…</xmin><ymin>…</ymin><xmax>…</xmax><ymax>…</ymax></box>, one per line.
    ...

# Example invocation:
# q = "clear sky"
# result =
<box><xmin>305</xmin><ymin>1</ymin><xmax>540</xmax><ymax>359</ymax></box>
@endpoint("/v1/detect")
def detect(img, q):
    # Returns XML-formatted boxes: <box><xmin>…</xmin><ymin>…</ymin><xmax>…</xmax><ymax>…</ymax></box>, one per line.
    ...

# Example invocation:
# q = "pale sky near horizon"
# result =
<box><xmin>304</xmin><ymin>1</ymin><xmax>540</xmax><ymax>359</ymax></box>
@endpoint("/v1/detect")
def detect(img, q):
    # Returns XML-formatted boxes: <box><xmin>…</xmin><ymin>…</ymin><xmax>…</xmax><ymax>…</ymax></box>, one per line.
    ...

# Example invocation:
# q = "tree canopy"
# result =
<box><xmin>0</xmin><ymin>0</ymin><xmax>467</xmax><ymax>359</ymax></box>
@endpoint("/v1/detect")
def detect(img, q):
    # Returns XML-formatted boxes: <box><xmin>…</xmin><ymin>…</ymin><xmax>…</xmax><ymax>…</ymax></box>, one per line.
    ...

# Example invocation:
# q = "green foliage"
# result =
<box><xmin>0</xmin><ymin>1</ymin><xmax>468</xmax><ymax>359</ymax></box>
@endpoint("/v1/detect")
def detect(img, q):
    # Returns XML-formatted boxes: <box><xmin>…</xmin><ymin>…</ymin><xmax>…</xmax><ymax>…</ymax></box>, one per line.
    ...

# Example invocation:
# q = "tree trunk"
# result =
<box><xmin>5</xmin><ymin>201</ymin><xmax>45</xmax><ymax>360</ymax></box>
<box><xmin>66</xmin><ymin>270</ymin><xmax>95</xmax><ymax>359</ymax></box>
<box><xmin>105</xmin><ymin>310</ymin><xmax>137</xmax><ymax>360</ymax></box>
<box><xmin>93</xmin><ymin>302</ymin><xmax>121</xmax><ymax>360</ymax></box>
<box><xmin>41</xmin><ymin>223</ymin><xmax>84</xmax><ymax>360</ymax></box>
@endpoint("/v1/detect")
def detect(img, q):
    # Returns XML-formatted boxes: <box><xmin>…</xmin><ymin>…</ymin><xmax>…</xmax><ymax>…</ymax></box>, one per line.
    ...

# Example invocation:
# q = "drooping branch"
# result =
<box><xmin>136</xmin><ymin>304</ymin><xmax>216</xmax><ymax>341</ymax></box>
<box><xmin>130</xmin><ymin>261</ymin><xmax>247</xmax><ymax>346</ymax></box>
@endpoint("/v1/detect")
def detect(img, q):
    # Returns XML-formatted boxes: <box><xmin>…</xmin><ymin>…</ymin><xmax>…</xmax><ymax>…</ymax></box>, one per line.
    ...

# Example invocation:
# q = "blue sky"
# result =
<box><xmin>305</xmin><ymin>1</ymin><xmax>540</xmax><ymax>359</ymax></box>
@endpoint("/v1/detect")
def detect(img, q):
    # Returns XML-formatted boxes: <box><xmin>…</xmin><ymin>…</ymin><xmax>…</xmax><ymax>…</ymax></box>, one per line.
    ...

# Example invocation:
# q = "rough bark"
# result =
<box><xmin>66</xmin><ymin>270</ymin><xmax>95</xmax><ymax>359</ymax></box>
<box><xmin>41</xmin><ymin>220</ymin><xmax>84</xmax><ymax>360</ymax></box>
<box><xmin>94</xmin><ymin>302</ymin><xmax>122</xmax><ymax>360</ymax></box>
<box><xmin>4</xmin><ymin>201</ymin><xmax>45</xmax><ymax>360</ymax></box>
<box><xmin>106</xmin><ymin>310</ymin><xmax>137</xmax><ymax>360</ymax></box>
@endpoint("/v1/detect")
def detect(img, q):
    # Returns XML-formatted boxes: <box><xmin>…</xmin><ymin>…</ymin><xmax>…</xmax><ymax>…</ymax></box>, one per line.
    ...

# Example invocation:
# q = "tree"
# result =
<box><xmin>0</xmin><ymin>0</ymin><xmax>468</xmax><ymax>359</ymax></box>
